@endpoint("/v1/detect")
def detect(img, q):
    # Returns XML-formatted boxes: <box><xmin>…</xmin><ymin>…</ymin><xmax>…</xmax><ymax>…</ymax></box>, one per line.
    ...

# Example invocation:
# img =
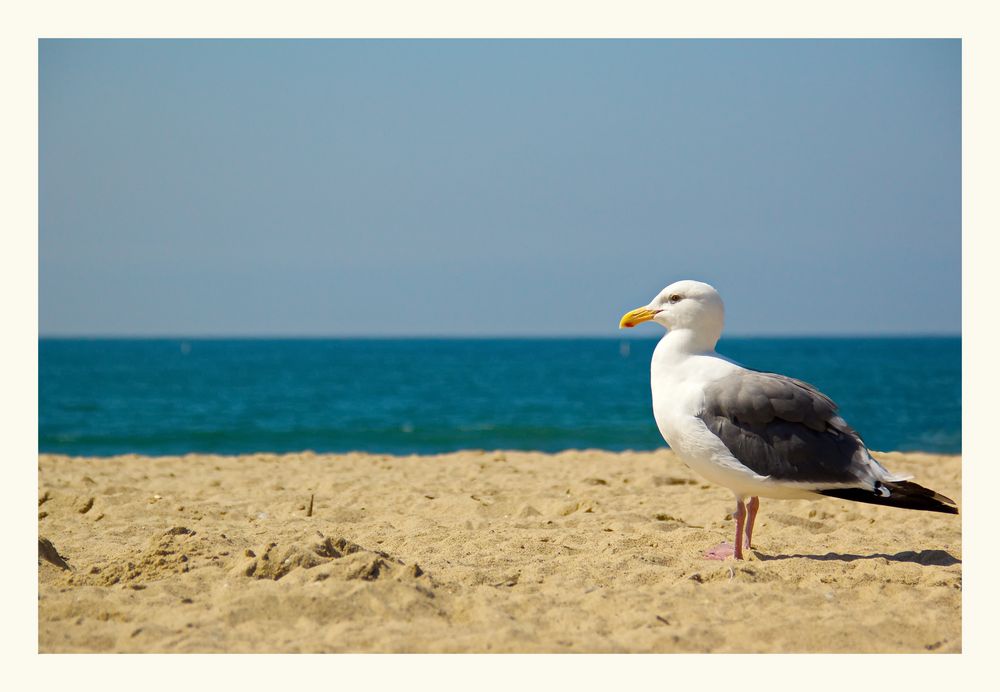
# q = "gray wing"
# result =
<box><xmin>698</xmin><ymin>370</ymin><xmax>872</xmax><ymax>484</ymax></box>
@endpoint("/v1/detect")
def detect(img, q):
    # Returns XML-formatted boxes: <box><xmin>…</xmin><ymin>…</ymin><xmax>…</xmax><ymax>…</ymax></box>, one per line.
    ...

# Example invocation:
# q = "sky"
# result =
<box><xmin>39</xmin><ymin>39</ymin><xmax>960</xmax><ymax>337</ymax></box>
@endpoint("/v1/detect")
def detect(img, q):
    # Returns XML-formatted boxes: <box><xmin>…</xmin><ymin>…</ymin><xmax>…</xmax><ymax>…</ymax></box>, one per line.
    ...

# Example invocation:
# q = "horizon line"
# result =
<box><xmin>38</xmin><ymin>331</ymin><xmax>962</xmax><ymax>340</ymax></box>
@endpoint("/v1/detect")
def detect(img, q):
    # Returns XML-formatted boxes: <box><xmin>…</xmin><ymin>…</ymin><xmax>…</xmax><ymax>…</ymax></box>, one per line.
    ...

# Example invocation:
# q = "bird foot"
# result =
<box><xmin>704</xmin><ymin>542</ymin><xmax>743</xmax><ymax>561</ymax></box>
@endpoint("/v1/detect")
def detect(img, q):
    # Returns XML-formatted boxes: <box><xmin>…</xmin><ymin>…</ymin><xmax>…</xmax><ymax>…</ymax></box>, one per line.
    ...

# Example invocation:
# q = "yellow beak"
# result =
<box><xmin>619</xmin><ymin>307</ymin><xmax>659</xmax><ymax>329</ymax></box>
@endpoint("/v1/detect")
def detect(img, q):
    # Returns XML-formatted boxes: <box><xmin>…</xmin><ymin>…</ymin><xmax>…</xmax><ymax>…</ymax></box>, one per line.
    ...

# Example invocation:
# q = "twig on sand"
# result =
<box><xmin>307</xmin><ymin>494</ymin><xmax>314</xmax><ymax>517</ymax></box>
<box><xmin>38</xmin><ymin>537</ymin><xmax>72</xmax><ymax>571</ymax></box>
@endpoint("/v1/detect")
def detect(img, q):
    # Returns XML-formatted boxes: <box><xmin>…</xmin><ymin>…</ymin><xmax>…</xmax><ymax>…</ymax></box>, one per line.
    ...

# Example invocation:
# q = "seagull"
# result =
<box><xmin>619</xmin><ymin>280</ymin><xmax>957</xmax><ymax>560</ymax></box>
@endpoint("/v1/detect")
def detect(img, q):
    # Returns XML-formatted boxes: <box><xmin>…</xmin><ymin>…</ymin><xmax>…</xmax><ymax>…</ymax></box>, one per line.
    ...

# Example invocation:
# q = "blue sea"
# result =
<box><xmin>38</xmin><ymin>337</ymin><xmax>961</xmax><ymax>457</ymax></box>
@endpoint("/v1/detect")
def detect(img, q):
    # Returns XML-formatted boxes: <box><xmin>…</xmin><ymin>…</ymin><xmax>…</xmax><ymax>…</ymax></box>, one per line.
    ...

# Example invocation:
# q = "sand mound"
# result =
<box><xmin>234</xmin><ymin>533</ymin><xmax>427</xmax><ymax>586</ymax></box>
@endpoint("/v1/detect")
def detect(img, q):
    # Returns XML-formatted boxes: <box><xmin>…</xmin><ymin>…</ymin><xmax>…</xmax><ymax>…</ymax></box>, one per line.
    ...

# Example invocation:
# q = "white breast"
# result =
<box><xmin>648</xmin><ymin>339</ymin><xmax>785</xmax><ymax>497</ymax></box>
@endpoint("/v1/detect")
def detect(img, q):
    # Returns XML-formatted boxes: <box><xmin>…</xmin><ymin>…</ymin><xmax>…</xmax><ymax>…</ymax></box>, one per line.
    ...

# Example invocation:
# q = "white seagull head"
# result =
<box><xmin>619</xmin><ymin>279</ymin><xmax>725</xmax><ymax>342</ymax></box>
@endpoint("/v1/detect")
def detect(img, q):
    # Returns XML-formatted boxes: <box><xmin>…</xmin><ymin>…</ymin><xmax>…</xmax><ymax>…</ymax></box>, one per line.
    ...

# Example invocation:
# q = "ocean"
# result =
<box><xmin>38</xmin><ymin>337</ymin><xmax>961</xmax><ymax>457</ymax></box>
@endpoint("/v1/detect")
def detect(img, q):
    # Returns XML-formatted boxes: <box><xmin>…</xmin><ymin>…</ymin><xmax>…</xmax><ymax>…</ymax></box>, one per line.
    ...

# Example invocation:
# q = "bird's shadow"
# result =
<box><xmin>754</xmin><ymin>549</ymin><xmax>960</xmax><ymax>566</ymax></box>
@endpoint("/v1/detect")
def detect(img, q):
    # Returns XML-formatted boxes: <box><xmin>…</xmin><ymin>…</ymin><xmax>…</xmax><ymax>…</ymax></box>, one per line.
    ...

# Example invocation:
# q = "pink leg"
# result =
<box><xmin>733</xmin><ymin>500</ymin><xmax>746</xmax><ymax>560</ymax></box>
<box><xmin>744</xmin><ymin>496</ymin><xmax>760</xmax><ymax>549</ymax></box>
<box><xmin>704</xmin><ymin>498</ymin><xmax>747</xmax><ymax>560</ymax></box>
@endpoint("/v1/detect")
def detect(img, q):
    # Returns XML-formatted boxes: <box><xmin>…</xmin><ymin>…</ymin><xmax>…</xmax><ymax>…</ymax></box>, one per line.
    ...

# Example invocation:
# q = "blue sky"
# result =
<box><xmin>39</xmin><ymin>40</ymin><xmax>960</xmax><ymax>336</ymax></box>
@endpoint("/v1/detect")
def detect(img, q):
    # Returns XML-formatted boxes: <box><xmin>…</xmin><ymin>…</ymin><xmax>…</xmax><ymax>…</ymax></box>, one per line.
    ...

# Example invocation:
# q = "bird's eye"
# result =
<box><xmin>668</xmin><ymin>294</ymin><xmax>682</xmax><ymax>303</ymax></box>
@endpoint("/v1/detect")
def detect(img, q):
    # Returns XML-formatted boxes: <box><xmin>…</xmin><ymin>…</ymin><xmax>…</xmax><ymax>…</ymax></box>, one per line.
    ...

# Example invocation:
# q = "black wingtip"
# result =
<box><xmin>819</xmin><ymin>481</ymin><xmax>958</xmax><ymax>515</ymax></box>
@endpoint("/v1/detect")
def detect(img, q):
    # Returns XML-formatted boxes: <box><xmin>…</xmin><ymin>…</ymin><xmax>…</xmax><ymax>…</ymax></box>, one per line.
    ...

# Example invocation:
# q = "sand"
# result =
<box><xmin>37</xmin><ymin>450</ymin><xmax>961</xmax><ymax>653</ymax></box>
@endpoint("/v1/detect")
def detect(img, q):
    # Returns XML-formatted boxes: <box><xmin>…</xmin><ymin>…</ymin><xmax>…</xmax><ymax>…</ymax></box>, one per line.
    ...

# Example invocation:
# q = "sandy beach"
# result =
<box><xmin>38</xmin><ymin>449</ymin><xmax>961</xmax><ymax>653</ymax></box>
